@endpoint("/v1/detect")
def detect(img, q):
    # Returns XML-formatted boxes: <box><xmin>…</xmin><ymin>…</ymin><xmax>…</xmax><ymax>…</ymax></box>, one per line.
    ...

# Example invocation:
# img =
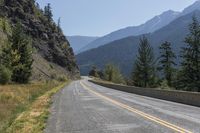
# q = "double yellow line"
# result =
<box><xmin>80</xmin><ymin>81</ymin><xmax>192</xmax><ymax>133</ymax></box>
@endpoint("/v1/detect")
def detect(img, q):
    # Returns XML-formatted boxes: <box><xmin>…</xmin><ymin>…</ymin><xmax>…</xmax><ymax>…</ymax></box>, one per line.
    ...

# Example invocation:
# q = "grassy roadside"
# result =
<box><xmin>0</xmin><ymin>81</ymin><xmax>68</xmax><ymax>133</ymax></box>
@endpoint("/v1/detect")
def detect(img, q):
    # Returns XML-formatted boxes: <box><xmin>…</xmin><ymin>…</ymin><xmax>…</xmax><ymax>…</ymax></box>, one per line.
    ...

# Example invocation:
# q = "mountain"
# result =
<box><xmin>79</xmin><ymin>0</ymin><xmax>200</xmax><ymax>53</ymax></box>
<box><xmin>79</xmin><ymin>10</ymin><xmax>180</xmax><ymax>53</ymax></box>
<box><xmin>181</xmin><ymin>0</ymin><xmax>200</xmax><ymax>15</ymax></box>
<box><xmin>77</xmin><ymin>10</ymin><xmax>200</xmax><ymax>76</ymax></box>
<box><xmin>0</xmin><ymin>0</ymin><xmax>80</xmax><ymax>79</ymax></box>
<box><xmin>67</xmin><ymin>36</ymin><xmax>99</xmax><ymax>54</ymax></box>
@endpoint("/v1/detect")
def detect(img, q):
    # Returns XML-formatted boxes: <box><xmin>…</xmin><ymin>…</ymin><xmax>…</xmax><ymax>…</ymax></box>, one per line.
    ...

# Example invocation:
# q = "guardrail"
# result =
<box><xmin>89</xmin><ymin>80</ymin><xmax>200</xmax><ymax>107</ymax></box>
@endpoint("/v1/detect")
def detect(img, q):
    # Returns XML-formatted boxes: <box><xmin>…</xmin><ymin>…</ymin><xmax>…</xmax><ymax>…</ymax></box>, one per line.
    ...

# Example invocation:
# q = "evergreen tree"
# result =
<box><xmin>57</xmin><ymin>17</ymin><xmax>62</xmax><ymax>32</ymax></box>
<box><xmin>0</xmin><ymin>19</ymin><xmax>17</xmax><ymax>84</ymax></box>
<box><xmin>0</xmin><ymin>41</ymin><xmax>13</xmax><ymax>84</ymax></box>
<box><xmin>10</xmin><ymin>23</ymin><xmax>33</xmax><ymax>83</ymax></box>
<box><xmin>2</xmin><ymin>18</ymin><xmax>6</xmax><ymax>32</ymax></box>
<box><xmin>0</xmin><ymin>0</ymin><xmax>3</xmax><ymax>5</ymax></box>
<box><xmin>132</xmin><ymin>36</ymin><xmax>156</xmax><ymax>87</ymax></box>
<box><xmin>158</xmin><ymin>41</ymin><xmax>176</xmax><ymax>86</ymax></box>
<box><xmin>0</xmin><ymin>18</ymin><xmax>12</xmax><ymax>35</ymax></box>
<box><xmin>0</xmin><ymin>41</ymin><xmax>13</xmax><ymax>69</ymax></box>
<box><xmin>179</xmin><ymin>16</ymin><xmax>200</xmax><ymax>91</ymax></box>
<box><xmin>44</xmin><ymin>3</ymin><xmax>53</xmax><ymax>22</ymax></box>
<box><xmin>0</xmin><ymin>65</ymin><xmax>12</xmax><ymax>85</ymax></box>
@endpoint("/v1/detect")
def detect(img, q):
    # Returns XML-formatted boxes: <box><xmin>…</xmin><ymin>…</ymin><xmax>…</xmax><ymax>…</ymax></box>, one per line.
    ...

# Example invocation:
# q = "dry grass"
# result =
<box><xmin>0</xmin><ymin>81</ymin><xmax>67</xmax><ymax>133</ymax></box>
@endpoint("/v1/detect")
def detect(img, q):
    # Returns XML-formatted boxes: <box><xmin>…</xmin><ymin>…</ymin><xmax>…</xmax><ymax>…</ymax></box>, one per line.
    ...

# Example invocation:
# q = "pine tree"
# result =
<box><xmin>0</xmin><ymin>19</ymin><xmax>17</xmax><ymax>84</ymax></box>
<box><xmin>0</xmin><ymin>41</ymin><xmax>13</xmax><ymax>69</ymax></box>
<box><xmin>179</xmin><ymin>16</ymin><xmax>200</xmax><ymax>91</ymax></box>
<box><xmin>10</xmin><ymin>23</ymin><xmax>33</xmax><ymax>83</ymax></box>
<box><xmin>2</xmin><ymin>18</ymin><xmax>6</xmax><ymax>32</ymax></box>
<box><xmin>132</xmin><ymin>36</ymin><xmax>156</xmax><ymax>87</ymax></box>
<box><xmin>44</xmin><ymin>3</ymin><xmax>53</xmax><ymax>22</ymax></box>
<box><xmin>57</xmin><ymin>17</ymin><xmax>62</xmax><ymax>32</ymax></box>
<box><xmin>0</xmin><ymin>0</ymin><xmax>3</xmax><ymax>5</ymax></box>
<box><xmin>158</xmin><ymin>41</ymin><xmax>176</xmax><ymax>86</ymax></box>
<box><xmin>0</xmin><ymin>18</ymin><xmax>12</xmax><ymax>35</ymax></box>
<box><xmin>0</xmin><ymin>65</ymin><xmax>12</xmax><ymax>85</ymax></box>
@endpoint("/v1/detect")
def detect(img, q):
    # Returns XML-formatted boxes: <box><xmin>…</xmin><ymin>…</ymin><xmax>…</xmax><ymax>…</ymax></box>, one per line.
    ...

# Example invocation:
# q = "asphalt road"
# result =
<box><xmin>45</xmin><ymin>78</ymin><xmax>200</xmax><ymax>133</ymax></box>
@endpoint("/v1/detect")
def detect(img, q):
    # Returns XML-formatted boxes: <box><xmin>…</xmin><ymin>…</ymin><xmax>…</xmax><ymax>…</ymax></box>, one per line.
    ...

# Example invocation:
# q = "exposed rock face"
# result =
<box><xmin>0</xmin><ymin>0</ymin><xmax>80</xmax><ymax>79</ymax></box>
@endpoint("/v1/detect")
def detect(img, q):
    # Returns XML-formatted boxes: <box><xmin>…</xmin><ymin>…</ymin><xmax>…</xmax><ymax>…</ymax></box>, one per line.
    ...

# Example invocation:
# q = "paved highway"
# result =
<box><xmin>45</xmin><ymin>78</ymin><xmax>200</xmax><ymax>133</ymax></box>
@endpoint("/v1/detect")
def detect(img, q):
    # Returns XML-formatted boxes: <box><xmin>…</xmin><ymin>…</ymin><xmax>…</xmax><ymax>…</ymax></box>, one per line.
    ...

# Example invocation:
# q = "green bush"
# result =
<box><xmin>88</xmin><ymin>66</ymin><xmax>99</xmax><ymax>78</ymax></box>
<box><xmin>57</xmin><ymin>75</ymin><xmax>68</xmax><ymax>82</ymax></box>
<box><xmin>0</xmin><ymin>65</ymin><xmax>12</xmax><ymax>85</ymax></box>
<box><xmin>103</xmin><ymin>64</ymin><xmax>125</xmax><ymax>84</ymax></box>
<box><xmin>160</xmin><ymin>80</ymin><xmax>171</xmax><ymax>90</ymax></box>
<box><xmin>0</xmin><ymin>18</ymin><xmax>12</xmax><ymax>35</ymax></box>
<box><xmin>50</xmin><ymin>73</ymin><xmax>57</xmax><ymax>79</ymax></box>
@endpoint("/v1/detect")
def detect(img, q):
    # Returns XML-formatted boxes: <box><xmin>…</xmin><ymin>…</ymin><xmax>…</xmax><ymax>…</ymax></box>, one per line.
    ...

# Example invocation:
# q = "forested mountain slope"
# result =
<box><xmin>77</xmin><ymin>10</ymin><xmax>200</xmax><ymax>76</ymax></box>
<box><xmin>0</xmin><ymin>0</ymin><xmax>80</xmax><ymax>80</ymax></box>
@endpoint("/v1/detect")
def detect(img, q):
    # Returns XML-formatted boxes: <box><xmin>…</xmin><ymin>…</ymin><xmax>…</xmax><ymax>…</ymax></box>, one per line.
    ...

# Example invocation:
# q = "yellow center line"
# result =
<box><xmin>80</xmin><ymin>81</ymin><xmax>193</xmax><ymax>133</ymax></box>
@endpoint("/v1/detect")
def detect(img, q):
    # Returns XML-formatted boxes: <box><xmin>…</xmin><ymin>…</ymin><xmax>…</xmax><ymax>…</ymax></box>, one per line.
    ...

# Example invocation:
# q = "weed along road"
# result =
<box><xmin>45</xmin><ymin>78</ymin><xmax>200</xmax><ymax>133</ymax></box>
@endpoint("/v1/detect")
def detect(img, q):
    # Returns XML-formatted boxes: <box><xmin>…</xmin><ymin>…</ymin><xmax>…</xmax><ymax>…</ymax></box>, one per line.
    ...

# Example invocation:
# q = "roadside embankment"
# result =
<box><xmin>0</xmin><ymin>81</ymin><xmax>68</xmax><ymax>133</ymax></box>
<box><xmin>90</xmin><ymin>80</ymin><xmax>200</xmax><ymax>107</ymax></box>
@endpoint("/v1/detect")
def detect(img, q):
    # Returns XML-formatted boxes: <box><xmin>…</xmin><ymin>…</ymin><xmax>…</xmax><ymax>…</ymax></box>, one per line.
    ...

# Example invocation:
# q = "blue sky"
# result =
<box><xmin>36</xmin><ymin>0</ymin><xmax>197</xmax><ymax>36</ymax></box>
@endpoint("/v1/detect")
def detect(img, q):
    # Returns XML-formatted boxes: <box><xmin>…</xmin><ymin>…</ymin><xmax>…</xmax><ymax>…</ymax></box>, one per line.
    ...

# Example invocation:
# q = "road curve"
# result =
<box><xmin>45</xmin><ymin>78</ymin><xmax>200</xmax><ymax>133</ymax></box>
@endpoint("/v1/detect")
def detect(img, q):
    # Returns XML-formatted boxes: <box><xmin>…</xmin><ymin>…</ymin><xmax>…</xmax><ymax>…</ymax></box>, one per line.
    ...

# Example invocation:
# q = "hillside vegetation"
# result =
<box><xmin>85</xmin><ymin>14</ymin><xmax>200</xmax><ymax>92</ymax></box>
<box><xmin>0</xmin><ymin>0</ymin><xmax>78</xmax><ymax>132</ymax></box>
<box><xmin>0</xmin><ymin>81</ymin><xmax>66</xmax><ymax>132</ymax></box>
<box><xmin>77</xmin><ymin>10</ymin><xmax>200</xmax><ymax>76</ymax></box>
<box><xmin>0</xmin><ymin>0</ymin><xmax>79</xmax><ymax>80</ymax></box>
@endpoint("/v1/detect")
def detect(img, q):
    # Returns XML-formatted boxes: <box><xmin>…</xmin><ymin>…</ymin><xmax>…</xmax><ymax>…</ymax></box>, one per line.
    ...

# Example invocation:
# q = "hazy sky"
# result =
<box><xmin>36</xmin><ymin>0</ymin><xmax>197</xmax><ymax>36</ymax></box>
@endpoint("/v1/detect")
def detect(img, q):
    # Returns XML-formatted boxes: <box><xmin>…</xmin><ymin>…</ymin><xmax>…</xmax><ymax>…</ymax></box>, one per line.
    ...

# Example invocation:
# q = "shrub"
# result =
<box><xmin>57</xmin><ymin>76</ymin><xmax>68</xmax><ymax>82</ymax></box>
<box><xmin>160</xmin><ymin>80</ymin><xmax>171</xmax><ymax>90</ymax></box>
<box><xmin>104</xmin><ymin>64</ymin><xmax>125</xmax><ymax>84</ymax></box>
<box><xmin>88</xmin><ymin>66</ymin><xmax>99</xmax><ymax>78</ymax></box>
<box><xmin>50</xmin><ymin>73</ymin><xmax>57</xmax><ymax>79</ymax></box>
<box><xmin>0</xmin><ymin>65</ymin><xmax>12</xmax><ymax>85</ymax></box>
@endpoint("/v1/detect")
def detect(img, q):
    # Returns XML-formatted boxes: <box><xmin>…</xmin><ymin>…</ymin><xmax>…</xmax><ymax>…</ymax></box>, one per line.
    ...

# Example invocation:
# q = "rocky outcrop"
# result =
<box><xmin>0</xmin><ymin>0</ymin><xmax>80</xmax><ymax>79</ymax></box>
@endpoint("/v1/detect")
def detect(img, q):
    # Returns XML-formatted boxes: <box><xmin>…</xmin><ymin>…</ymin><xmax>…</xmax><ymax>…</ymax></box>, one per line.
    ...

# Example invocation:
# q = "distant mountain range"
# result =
<box><xmin>77</xmin><ymin>9</ymin><xmax>200</xmax><ymax>76</ymax></box>
<box><xmin>77</xmin><ymin>0</ymin><xmax>200</xmax><ymax>54</ymax></box>
<box><xmin>182</xmin><ymin>0</ymin><xmax>200</xmax><ymax>15</ymax></box>
<box><xmin>67</xmin><ymin>36</ymin><xmax>99</xmax><ymax>54</ymax></box>
<box><xmin>79</xmin><ymin>10</ymin><xmax>179</xmax><ymax>53</ymax></box>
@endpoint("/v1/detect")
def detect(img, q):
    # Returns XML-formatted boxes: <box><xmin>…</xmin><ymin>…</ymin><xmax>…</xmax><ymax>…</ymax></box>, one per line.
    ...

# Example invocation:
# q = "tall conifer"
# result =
<box><xmin>132</xmin><ymin>36</ymin><xmax>156</xmax><ymax>87</ymax></box>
